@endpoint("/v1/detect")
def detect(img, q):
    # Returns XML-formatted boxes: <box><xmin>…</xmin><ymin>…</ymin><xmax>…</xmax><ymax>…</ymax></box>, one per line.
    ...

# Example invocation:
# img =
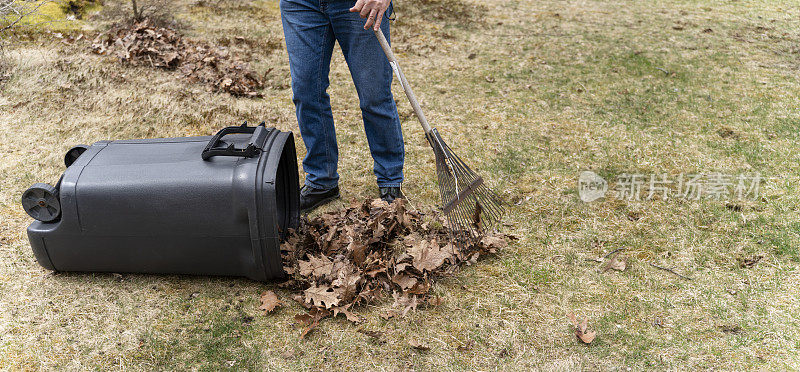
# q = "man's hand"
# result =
<box><xmin>349</xmin><ymin>0</ymin><xmax>391</xmax><ymax>31</ymax></box>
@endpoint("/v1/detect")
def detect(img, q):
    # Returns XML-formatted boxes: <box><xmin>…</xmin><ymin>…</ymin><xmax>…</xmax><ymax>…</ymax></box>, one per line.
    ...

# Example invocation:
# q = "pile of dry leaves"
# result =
<box><xmin>262</xmin><ymin>198</ymin><xmax>512</xmax><ymax>337</ymax></box>
<box><xmin>90</xmin><ymin>19</ymin><xmax>263</xmax><ymax>97</ymax></box>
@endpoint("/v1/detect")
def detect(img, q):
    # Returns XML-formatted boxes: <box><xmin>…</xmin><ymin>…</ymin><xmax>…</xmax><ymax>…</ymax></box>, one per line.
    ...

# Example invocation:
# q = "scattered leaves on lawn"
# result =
<box><xmin>457</xmin><ymin>340</ymin><xmax>475</xmax><ymax>352</ymax></box>
<box><xmin>408</xmin><ymin>339</ymin><xmax>430</xmax><ymax>350</ymax></box>
<box><xmin>258</xmin><ymin>290</ymin><xmax>282</xmax><ymax>314</ymax></box>
<box><xmin>357</xmin><ymin>328</ymin><xmax>385</xmax><ymax>341</ymax></box>
<box><xmin>719</xmin><ymin>324</ymin><xmax>743</xmax><ymax>334</ymax></box>
<box><xmin>294</xmin><ymin>308</ymin><xmax>330</xmax><ymax>339</ymax></box>
<box><xmin>602</xmin><ymin>254</ymin><xmax>628</xmax><ymax>272</ymax></box>
<box><xmin>91</xmin><ymin>19</ymin><xmax>264</xmax><ymax>97</ymax></box>
<box><xmin>739</xmin><ymin>255</ymin><xmax>763</xmax><ymax>268</ymax></box>
<box><xmin>568</xmin><ymin>313</ymin><xmax>597</xmax><ymax>344</ymax></box>
<box><xmin>426</xmin><ymin>296</ymin><xmax>443</xmax><ymax>307</ymax></box>
<box><xmin>279</xmin><ymin>198</ymin><xmax>511</xmax><ymax>338</ymax></box>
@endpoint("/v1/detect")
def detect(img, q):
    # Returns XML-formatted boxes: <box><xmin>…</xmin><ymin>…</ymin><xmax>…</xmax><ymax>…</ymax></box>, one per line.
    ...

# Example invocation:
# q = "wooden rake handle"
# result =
<box><xmin>374</xmin><ymin>29</ymin><xmax>433</xmax><ymax>135</ymax></box>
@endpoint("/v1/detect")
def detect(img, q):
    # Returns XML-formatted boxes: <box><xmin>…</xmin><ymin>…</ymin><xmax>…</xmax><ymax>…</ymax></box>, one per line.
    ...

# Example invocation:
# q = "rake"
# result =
<box><xmin>374</xmin><ymin>30</ymin><xmax>505</xmax><ymax>241</ymax></box>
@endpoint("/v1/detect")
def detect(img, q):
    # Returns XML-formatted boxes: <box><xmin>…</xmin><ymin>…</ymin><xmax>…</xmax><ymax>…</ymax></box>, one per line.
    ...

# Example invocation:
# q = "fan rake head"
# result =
<box><xmin>426</xmin><ymin>128</ymin><xmax>505</xmax><ymax>242</ymax></box>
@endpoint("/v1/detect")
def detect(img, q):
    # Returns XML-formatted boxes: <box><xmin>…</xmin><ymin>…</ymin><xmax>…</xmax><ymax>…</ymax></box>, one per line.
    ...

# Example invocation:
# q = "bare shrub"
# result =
<box><xmin>99</xmin><ymin>0</ymin><xmax>181</xmax><ymax>28</ymax></box>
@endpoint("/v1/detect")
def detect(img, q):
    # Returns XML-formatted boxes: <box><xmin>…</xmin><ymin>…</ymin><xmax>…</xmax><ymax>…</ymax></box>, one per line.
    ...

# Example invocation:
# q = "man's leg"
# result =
<box><xmin>328</xmin><ymin>1</ymin><xmax>404</xmax><ymax>188</ymax></box>
<box><xmin>281</xmin><ymin>0</ymin><xmax>339</xmax><ymax>190</ymax></box>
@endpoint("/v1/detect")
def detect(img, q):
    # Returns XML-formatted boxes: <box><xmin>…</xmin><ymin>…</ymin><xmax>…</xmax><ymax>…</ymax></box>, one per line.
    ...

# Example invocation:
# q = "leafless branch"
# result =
<box><xmin>0</xmin><ymin>0</ymin><xmax>53</xmax><ymax>33</ymax></box>
<box><xmin>602</xmin><ymin>248</ymin><xmax>625</xmax><ymax>259</ymax></box>
<box><xmin>648</xmin><ymin>262</ymin><xmax>693</xmax><ymax>281</ymax></box>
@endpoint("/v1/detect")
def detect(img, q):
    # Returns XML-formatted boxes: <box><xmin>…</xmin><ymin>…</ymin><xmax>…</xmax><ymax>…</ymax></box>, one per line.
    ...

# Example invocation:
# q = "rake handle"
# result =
<box><xmin>374</xmin><ymin>30</ymin><xmax>433</xmax><ymax>135</ymax></box>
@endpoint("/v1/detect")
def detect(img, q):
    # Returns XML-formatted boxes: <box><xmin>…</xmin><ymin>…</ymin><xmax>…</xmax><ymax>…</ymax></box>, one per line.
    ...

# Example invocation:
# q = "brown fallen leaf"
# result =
<box><xmin>739</xmin><ymin>255</ymin><xmax>762</xmax><ymax>268</ymax></box>
<box><xmin>304</xmin><ymin>285</ymin><xmax>340</xmax><ymax>309</ymax></box>
<box><xmin>391</xmin><ymin>291</ymin><xmax>419</xmax><ymax>317</ymax></box>
<box><xmin>294</xmin><ymin>308</ymin><xmax>330</xmax><ymax>338</ymax></box>
<box><xmin>258</xmin><ymin>290</ymin><xmax>283</xmax><ymax>314</ymax></box>
<box><xmin>280</xmin><ymin>349</ymin><xmax>299</xmax><ymax>359</ymax></box>
<box><xmin>479</xmin><ymin>235</ymin><xmax>507</xmax><ymax>253</ymax></box>
<box><xmin>602</xmin><ymin>255</ymin><xmax>627</xmax><ymax>272</ymax></box>
<box><xmin>472</xmin><ymin>201</ymin><xmax>483</xmax><ymax>231</ymax></box>
<box><xmin>408</xmin><ymin>339</ymin><xmax>430</xmax><ymax>350</ymax></box>
<box><xmin>457</xmin><ymin>339</ymin><xmax>475</xmax><ymax>352</ymax></box>
<box><xmin>348</xmin><ymin>240</ymin><xmax>368</xmax><ymax>266</ymax></box>
<box><xmin>567</xmin><ymin>313</ymin><xmax>597</xmax><ymax>344</ymax></box>
<box><xmin>294</xmin><ymin>313</ymin><xmax>318</xmax><ymax>338</ymax></box>
<box><xmin>298</xmin><ymin>254</ymin><xmax>334</xmax><ymax>278</ymax></box>
<box><xmin>409</xmin><ymin>240</ymin><xmax>451</xmax><ymax>272</ymax></box>
<box><xmin>331</xmin><ymin>305</ymin><xmax>362</xmax><ymax>323</ymax></box>
<box><xmin>392</xmin><ymin>273</ymin><xmax>418</xmax><ymax>290</ymax></box>
<box><xmin>426</xmin><ymin>296</ymin><xmax>443</xmax><ymax>307</ymax></box>
<box><xmin>380</xmin><ymin>311</ymin><xmax>396</xmax><ymax>320</ymax></box>
<box><xmin>357</xmin><ymin>328</ymin><xmax>385</xmax><ymax>340</ymax></box>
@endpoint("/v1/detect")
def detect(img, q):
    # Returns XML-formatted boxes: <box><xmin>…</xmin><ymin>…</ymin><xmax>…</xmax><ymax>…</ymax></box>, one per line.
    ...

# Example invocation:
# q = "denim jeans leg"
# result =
<box><xmin>280</xmin><ymin>0</ymin><xmax>340</xmax><ymax>190</ymax></box>
<box><xmin>328</xmin><ymin>2</ymin><xmax>404</xmax><ymax>188</ymax></box>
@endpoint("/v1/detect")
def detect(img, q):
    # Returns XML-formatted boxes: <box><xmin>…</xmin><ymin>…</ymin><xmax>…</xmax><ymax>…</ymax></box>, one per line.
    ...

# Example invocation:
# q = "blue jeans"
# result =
<box><xmin>280</xmin><ymin>0</ymin><xmax>404</xmax><ymax>189</ymax></box>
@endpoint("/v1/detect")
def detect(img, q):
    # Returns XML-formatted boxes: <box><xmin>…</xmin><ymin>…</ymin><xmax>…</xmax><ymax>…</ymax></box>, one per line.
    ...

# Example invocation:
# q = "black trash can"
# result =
<box><xmin>22</xmin><ymin>123</ymin><xmax>300</xmax><ymax>281</ymax></box>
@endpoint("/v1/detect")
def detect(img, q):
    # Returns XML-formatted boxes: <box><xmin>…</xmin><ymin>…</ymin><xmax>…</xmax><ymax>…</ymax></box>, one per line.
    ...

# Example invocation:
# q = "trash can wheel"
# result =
<box><xmin>21</xmin><ymin>183</ymin><xmax>61</xmax><ymax>222</ymax></box>
<box><xmin>64</xmin><ymin>145</ymin><xmax>89</xmax><ymax>167</ymax></box>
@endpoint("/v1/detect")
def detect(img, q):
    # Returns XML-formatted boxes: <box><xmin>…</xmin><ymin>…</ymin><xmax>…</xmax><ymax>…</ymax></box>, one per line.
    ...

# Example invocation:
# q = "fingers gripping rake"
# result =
<box><xmin>374</xmin><ymin>30</ymin><xmax>505</xmax><ymax>241</ymax></box>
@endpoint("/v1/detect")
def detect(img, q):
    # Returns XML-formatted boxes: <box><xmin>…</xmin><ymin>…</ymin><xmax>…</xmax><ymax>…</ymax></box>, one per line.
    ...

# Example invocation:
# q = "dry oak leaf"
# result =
<box><xmin>480</xmin><ymin>235</ymin><xmax>508</xmax><ymax>253</ymax></box>
<box><xmin>409</xmin><ymin>240</ymin><xmax>451</xmax><ymax>272</ymax></box>
<box><xmin>603</xmin><ymin>255</ymin><xmax>627</xmax><ymax>272</ymax></box>
<box><xmin>331</xmin><ymin>272</ymin><xmax>361</xmax><ymax>291</ymax></box>
<box><xmin>391</xmin><ymin>291</ymin><xmax>419</xmax><ymax>318</ymax></box>
<box><xmin>407</xmin><ymin>280</ymin><xmax>431</xmax><ymax>295</ymax></box>
<box><xmin>348</xmin><ymin>240</ymin><xmax>368</xmax><ymax>266</ymax></box>
<box><xmin>739</xmin><ymin>255</ymin><xmax>763</xmax><ymax>268</ymax></box>
<box><xmin>295</xmin><ymin>308</ymin><xmax>330</xmax><ymax>338</ymax></box>
<box><xmin>298</xmin><ymin>254</ymin><xmax>334</xmax><ymax>278</ymax></box>
<box><xmin>392</xmin><ymin>273</ymin><xmax>418</xmax><ymax>290</ymax></box>
<box><xmin>408</xmin><ymin>339</ymin><xmax>430</xmax><ymax>350</ymax></box>
<box><xmin>567</xmin><ymin>313</ymin><xmax>597</xmax><ymax>344</ymax></box>
<box><xmin>357</xmin><ymin>328</ymin><xmax>385</xmax><ymax>340</ymax></box>
<box><xmin>457</xmin><ymin>339</ymin><xmax>475</xmax><ymax>352</ymax></box>
<box><xmin>258</xmin><ymin>290</ymin><xmax>283</xmax><ymax>314</ymax></box>
<box><xmin>304</xmin><ymin>285</ymin><xmax>340</xmax><ymax>309</ymax></box>
<box><xmin>331</xmin><ymin>306</ymin><xmax>362</xmax><ymax>323</ymax></box>
<box><xmin>427</xmin><ymin>296</ymin><xmax>443</xmax><ymax>307</ymax></box>
<box><xmin>294</xmin><ymin>313</ymin><xmax>317</xmax><ymax>338</ymax></box>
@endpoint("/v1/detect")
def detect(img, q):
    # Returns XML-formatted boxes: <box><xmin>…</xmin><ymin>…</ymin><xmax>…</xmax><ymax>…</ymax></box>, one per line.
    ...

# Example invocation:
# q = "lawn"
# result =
<box><xmin>1</xmin><ymin>0</ymin><xmax>800</xmax><ymax>369</ymax></box>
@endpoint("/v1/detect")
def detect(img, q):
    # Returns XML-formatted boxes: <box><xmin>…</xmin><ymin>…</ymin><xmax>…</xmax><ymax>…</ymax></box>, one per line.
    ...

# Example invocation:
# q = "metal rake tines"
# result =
<box><xmin>426</xmin><ymin>129</ymin><xmax>505</xmax><ymax>241</ymax></box>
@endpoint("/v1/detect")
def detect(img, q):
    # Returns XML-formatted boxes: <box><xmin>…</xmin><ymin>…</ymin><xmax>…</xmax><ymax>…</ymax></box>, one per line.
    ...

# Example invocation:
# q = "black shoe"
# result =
<box><xmin>300</xmin><ymin>185</ymin><xmax>340</xmax><ymax>212</ymax></box>
<box><xmin>379</xmin><ymin>186</ymin><xmax>404</xmax><ymax>204</ymax></box>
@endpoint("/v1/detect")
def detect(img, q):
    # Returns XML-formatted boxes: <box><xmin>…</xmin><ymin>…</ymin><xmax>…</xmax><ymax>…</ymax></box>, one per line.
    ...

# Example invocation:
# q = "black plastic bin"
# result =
<box><xmin>22</xmin><ymin>123</ymin><xmax>300</xmax><ymax>281</ymax></box>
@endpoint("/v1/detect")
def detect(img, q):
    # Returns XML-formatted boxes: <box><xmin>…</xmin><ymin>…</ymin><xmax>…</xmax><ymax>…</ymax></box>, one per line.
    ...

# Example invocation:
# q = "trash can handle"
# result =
<box><xmin>202</xmin><ymin>122</ymin><xmax>269</xmax><ymax>161</ymax></box>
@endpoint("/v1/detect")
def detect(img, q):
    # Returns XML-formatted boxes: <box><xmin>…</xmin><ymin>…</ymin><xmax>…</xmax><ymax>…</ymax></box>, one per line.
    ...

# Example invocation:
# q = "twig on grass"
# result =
<box><xmin>603</xmin><ymin>248</ymin><xmax>624</xmax><ymax>259</ymax></box>
<box><xmin>649</xmin><ymin>262</ymin><xmax>693</xmax><ymax>281</ymax></box>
